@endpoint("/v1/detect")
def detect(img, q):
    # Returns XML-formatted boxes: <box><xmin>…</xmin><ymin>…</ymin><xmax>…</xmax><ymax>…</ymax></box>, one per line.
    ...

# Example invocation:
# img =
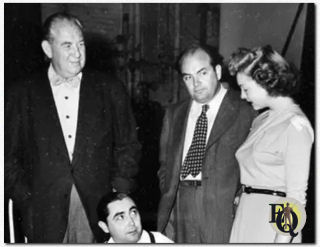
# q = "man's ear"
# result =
<box><xmin>41</xmin><ymin>40</ymin><xmax>53</xmax><ymax>59</ymax></box>
<box><xmin>98</xmin><ymin>221</ymin><xmax>109</xmax><ymax>233</ymax></box>
<box><xmin>215</xmin><ymin>65</ymin><xmax>222</xmax><ymax>80</ymax></box>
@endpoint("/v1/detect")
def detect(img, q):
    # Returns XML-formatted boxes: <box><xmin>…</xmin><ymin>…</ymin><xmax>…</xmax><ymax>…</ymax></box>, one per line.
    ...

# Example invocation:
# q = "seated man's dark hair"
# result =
<box><xmin>97</xmin><ymin>191</ymin><xmax>130</xmax><ymax>223</ymax></box>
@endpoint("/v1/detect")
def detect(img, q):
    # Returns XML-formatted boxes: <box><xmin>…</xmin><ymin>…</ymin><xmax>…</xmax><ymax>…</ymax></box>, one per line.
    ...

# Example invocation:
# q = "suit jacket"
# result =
<box><xmin>5</xmin><ymin>68</ymin><xmax>140</xmax><ymax>243</ymax></box>
<box><xmin>157</xmin><ymin>89</ymin><xmax>255</xmax><ymax>243</ymax></box>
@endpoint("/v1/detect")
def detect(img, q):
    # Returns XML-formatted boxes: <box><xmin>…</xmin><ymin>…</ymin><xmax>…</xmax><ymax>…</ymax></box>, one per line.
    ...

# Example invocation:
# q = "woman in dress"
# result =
<box><xmin>228</xmin><ymin>45</ymin><xmax>314</xmax><ymax>243</ymax></box>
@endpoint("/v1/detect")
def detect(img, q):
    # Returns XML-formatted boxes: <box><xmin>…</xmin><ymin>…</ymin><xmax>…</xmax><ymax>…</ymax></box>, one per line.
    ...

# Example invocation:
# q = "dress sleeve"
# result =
<box><xmin>284</xmin><ymin>116</ymin><xmax>314</xmax><ymax>206</ymax></box>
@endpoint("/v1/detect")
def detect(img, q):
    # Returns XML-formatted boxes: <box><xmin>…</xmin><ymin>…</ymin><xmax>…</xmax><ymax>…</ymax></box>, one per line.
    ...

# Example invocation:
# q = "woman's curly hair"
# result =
<box><xmin>228</xmin><ymin>45</ymin><xmax>300</xmax><ymax>97</ymax></box>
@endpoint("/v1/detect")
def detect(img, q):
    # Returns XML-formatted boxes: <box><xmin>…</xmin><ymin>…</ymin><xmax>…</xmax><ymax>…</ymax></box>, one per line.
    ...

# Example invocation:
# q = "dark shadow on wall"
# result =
<box><xmin>298</xmin><ymin>3</ymin><xmax>315</xmax><ymax>243</ymax></box>
<box><xmin>84</xmin><ymin>32</ymin><xmax>118</xmax><ymax>76</ymax></box>
<box><xmin>131</xmin><ymin>82</ymin><xmax>165</xmax><ymax>231</ymax></box>
<box><xmin>4</xmin><ymin>3</ymin><xmax>44</xmax><ymax>85</ymax></box>
<box><xmin>4</xmin><ymin>3</ymin><xmax>43</xmax><ymax>243</ymax></box>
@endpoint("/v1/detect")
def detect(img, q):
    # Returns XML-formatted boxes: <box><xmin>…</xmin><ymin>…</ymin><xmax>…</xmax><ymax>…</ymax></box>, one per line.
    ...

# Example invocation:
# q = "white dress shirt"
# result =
<box><xmin>181</xmin><ymin>85</ymin><xmax>227</xmax><ymax>180</ymax></box>
<box><xmin>48</xmin><ymin>64</ymin><xmax>82</xmax><ymax>161</ymax></box>
<box><xmin>108</xmin><ymin>229</ymin><xmax>174</xmax><ymax>243</ymax></box>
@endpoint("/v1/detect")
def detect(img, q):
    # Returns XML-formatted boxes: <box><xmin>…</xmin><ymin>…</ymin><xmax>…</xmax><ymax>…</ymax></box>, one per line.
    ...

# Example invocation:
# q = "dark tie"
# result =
<box><xmin>181</xmin><ymin>104</ymin><xmax>209</xmax><ymax>179</ymax></box>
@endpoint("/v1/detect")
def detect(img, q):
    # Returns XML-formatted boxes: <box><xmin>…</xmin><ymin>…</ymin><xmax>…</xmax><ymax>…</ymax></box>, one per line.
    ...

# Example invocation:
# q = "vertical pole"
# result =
<box><xmin>157</xmin><ymin>4</ymin><xmax>160</xmax><ymax>54</ymax></box>
<box><xmin>206</xmin><ymin>4</ymin><xmax>220</xmax><ymax>48</ymax></box>
<box><xmin>199</xmin><ymin>4</ymin><xmax>207</xmax><ymax>45</ymax></box>
<box><xmin>173</xmin><ymin>3</ymin><xmax>180</xmax><ymax>103</ymax></box>
<box><xmin>127</xmin><ymin>3</ymin><xmax>135</xmax><ymax>97</ymax></box>
<box><xmin>281</xmin><ymin>3</ymin><xmax>304</xmax><ymax>56</ymax></box>
<box><xmin>134</xmin><ymin>3</ymin><xmax>141</xmax><ymax>96</ymax></box>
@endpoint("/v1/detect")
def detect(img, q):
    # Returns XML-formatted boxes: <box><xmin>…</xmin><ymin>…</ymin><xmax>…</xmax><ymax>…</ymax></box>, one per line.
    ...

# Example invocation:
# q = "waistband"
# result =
<box><xmin>180</xmin><ymin>180</ymin><xmax>201</xmax><ymax>187</ymax></box>
<box><xmin>242</xmin><ymin>185</ymin><xmax>286</xmax><ymax>197</ymax></box>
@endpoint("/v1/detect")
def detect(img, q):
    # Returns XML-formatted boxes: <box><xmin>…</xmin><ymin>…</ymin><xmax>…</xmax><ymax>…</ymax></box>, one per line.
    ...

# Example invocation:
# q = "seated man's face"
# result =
<box><xmin>105</xmin><ymin>197</ymin><xmax>142</xmax><ymax>243</ymax></box>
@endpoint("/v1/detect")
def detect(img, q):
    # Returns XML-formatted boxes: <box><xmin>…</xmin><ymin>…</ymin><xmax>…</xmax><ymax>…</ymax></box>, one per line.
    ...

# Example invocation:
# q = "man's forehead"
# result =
<box><xmin>108</xmin><ymin>197</ymin><xmax>136</xmax><ymax>216</ymax></box>
<box><xmin>182</xmin><ymin>50</ymin><xmax>211</xmax><ymax>72</ymax></box>
<box><xmin>50</xmin><ymin>20</ymin><xmax>83</xmax><ymax>39</ymax></box>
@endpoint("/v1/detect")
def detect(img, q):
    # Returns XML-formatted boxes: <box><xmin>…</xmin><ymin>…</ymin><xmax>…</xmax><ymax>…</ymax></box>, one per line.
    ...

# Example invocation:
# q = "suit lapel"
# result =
<box><xmin>206</xmin><ymin>90</ymin><xmax>240</xmax><ymax>150</ymax></box>
<box><xmin>34</xmin><ymin>71</ymin><xmax>69</xmax><ymax>161</ymax></box>
<box><xmin>171</xmin><ymin>101</ymin><xmax>191</xmax><ymax>176</ymax></box>
<box><xmin>71</xmin><ymin>71</ymin><xmax>101</xmax><ymax>166</ymax></box>
<box><xmin>71</xmin><ymin>72</ymin><xmax>91</xmax><ymax>166</ymax></box>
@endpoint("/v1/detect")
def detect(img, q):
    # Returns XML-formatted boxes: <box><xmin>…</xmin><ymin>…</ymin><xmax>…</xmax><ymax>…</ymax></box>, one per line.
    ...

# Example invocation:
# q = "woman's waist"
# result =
<box><xmin>240</xmin><ymin>184</ymin><xmax>286</xmax><ymax>197</ymax></box>
<box><xmin>242</xmin><ymin>184</ymin><xmax>286</xmax><ymax>192</ymax></box>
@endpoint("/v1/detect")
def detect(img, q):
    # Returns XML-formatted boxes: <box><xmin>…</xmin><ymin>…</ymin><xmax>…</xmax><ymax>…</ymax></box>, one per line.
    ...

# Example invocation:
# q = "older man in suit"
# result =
<box><xmin>157</xmin><ymin>44</ymin><xmax>255</xmax><ymax>243</ymax></box>
<box><xmin>5</xmin><ymin>13</ymin><xmax>140</xmax><ymax>243</ymax></box>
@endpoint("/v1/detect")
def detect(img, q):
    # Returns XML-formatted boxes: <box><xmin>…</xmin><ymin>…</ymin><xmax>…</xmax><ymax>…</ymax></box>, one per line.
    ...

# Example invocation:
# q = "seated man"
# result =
<box><xmin>97</xmin><ymin>192</ymin><xmax>173</xmax><ymax>243</ymax></box>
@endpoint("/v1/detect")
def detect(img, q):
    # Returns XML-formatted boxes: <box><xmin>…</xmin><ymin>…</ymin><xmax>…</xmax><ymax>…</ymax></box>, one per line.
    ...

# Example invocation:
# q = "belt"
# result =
<box><xmin>180</xmin><ymin>180</ymin><xmax>202</xmax><ymax>187</ymax></box>
<box><xmin>242</xmin><ymin>185</ymin><xmax>286</xmax><ymax>197</ymax></box>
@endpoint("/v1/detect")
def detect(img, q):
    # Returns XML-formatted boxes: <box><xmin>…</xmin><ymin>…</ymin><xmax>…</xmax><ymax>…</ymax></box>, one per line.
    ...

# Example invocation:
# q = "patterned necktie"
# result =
<box><xmin>181</xmin><ymin>104</ymin><xmax>209</xmax><ymax>179</ymax></box>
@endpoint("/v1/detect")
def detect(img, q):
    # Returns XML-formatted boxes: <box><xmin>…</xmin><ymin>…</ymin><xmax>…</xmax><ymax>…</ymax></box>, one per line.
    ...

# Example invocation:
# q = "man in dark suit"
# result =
<box><xmin>157</xmin><ymin>44</ymin><xmax>255</xmax><ymax>243</ymax></box>
<box><xmin>5</xmin><ymin>13</ymin><xmax>140</xmax><ymax>243</ymax></box>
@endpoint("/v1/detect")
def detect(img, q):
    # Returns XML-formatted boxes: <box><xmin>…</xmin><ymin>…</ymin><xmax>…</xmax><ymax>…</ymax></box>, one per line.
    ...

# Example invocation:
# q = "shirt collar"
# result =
<box><xmin>108</xmin><ymin>230</ymin><xmax>148</xmax><ymax>243</ymax></box>
<box><xmin>192</xmin><ymin>84</ymin><xmax>227</xmax><ymax>111</ymax></box>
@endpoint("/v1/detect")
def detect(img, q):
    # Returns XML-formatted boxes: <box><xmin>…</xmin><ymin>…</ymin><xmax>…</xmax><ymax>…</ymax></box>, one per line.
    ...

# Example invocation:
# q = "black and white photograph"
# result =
<box><xmin>3</xmin><ymin>2</ymin><xmax>316</xmax><ymax>244</ymax></box>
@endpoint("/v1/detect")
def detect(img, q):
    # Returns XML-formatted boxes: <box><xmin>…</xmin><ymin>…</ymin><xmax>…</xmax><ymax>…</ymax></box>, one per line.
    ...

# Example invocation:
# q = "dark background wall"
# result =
<box><xmin>220</xmin><ymin>3</ymin><xmax>307</xmax><ymax>68</ymax></box>
<box><xmin>4</xmin><ymin>3</ymin><xmax>315</xmax><ymax>243</ymax></box>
